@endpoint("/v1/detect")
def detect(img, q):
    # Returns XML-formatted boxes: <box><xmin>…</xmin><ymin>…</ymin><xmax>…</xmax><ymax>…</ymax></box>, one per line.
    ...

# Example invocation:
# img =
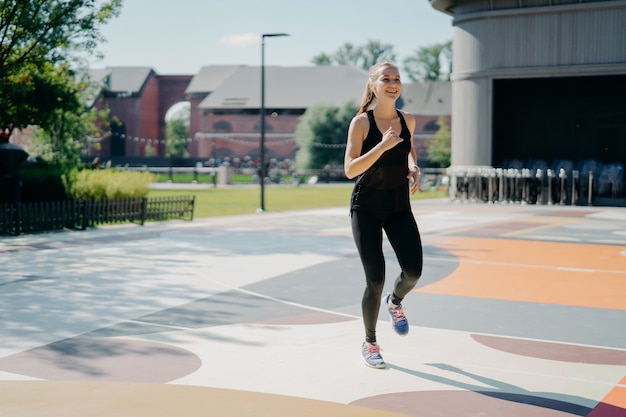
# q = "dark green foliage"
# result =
<box><xmin>294</xmin><ymin>101</ymin><xmax>359</xmax><ymax>169</ymax></box>
<box><xmin>20</xmin><ymin>162</ymin><xmax>69</xmax><ymax>202</ymax></box>
<box><xmin>428</xmin><ymin>116</ymin><xmax>451</xmax><ymax>167</ymax></box>
<box><xmin>311</xmin><ymin>40</ymin><xmax>396</xmax><ymax>70</ymax></box>
<box><xmin>403</xmin><ymin>40</ymin><xmax>452</xmax><ymax>82</ymax></box>
<box><xmin>0</xmin><ymin>0</ymin><xmax>122</xmax><ymax>135</ymax></box>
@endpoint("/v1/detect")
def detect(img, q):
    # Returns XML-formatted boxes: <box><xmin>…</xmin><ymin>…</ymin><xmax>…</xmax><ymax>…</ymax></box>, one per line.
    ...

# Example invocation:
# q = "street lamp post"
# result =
<box><xmin>259</xmin><ymin>33</ymin><xmax>289</xmax><ymax>212</ymax></box>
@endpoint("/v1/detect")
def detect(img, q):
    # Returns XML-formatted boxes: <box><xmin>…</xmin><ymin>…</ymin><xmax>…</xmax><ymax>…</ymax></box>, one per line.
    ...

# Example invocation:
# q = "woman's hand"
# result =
<box><xmin>379</xmin><ymin>126</ymin><xmax>403</xmax><ymax>151</ymax></box>
<box><xmin>407</xmin><ymin>166</ymin><xmax>420</xmax><ymax>194</ymax></box>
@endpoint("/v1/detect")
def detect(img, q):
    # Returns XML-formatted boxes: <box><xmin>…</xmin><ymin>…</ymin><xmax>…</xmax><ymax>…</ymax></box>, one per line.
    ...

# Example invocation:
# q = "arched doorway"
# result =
<box><xmin>110</xmin><ymin>121</ymin><xmax>126</xmax><ymax>157</ymax></box>
<box><xmin>165</xmin><ymin>101</ymin><xmax>190</xmax><ymax>159</ymax></box>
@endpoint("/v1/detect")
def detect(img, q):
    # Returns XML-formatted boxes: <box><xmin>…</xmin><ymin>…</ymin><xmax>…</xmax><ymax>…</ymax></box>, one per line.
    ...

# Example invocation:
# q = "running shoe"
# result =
<box><xmin>361</xmin><ymin>342</ymin><xmax>385</xmax><ymax>369</ymax></box>
<box><xmin>385</xmin><ymin>293</ymin><xmax>409</xmax><ymax>335</ymax></box>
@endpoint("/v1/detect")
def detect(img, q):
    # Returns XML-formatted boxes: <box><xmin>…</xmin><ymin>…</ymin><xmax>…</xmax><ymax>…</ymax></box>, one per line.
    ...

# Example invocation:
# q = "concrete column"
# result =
<box><xmin>450</xmin><ymin>76</ymin><xmax>492</xmax><ymax>167</ymax></box>
<box><xmin>217</xmin><ymin>166</ymin><xmax>233</xmax><ymax>185</ymax></box>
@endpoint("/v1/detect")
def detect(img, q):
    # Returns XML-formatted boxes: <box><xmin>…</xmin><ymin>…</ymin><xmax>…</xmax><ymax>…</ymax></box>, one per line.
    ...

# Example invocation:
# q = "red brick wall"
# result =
<box><xmin>92</xmin><ymin>74</ymin><xmax>193</xmax><ymax>158</ymax></box>
<box><xmin>136</xmin><ymin>76</ymin><xmax>160</xmax><ymax>156</ymax></box>
<box><xmin>190</xmin><ymin>112</ymin><xmax>451</xmax><ymax>164</ymax></box>
<box><xmin>156</xmin><ymin>75</ymin><xmax>193</xmax><ymax>143</ymax></box>
<box><xmin>194</xmin><ymin>113</ymin><xmax>302</xmax><ymax>160</ymax></box>
<box><xmin>94</xmin><ymin>96</ymin><xmax>141</xmax><ymax>157</ymax></box>
<box><xmin>414</xmin><ymin>115</ymin><xmax>450</xmax><ymax>134</ymax></box>
<box><xmin>188</xmin><ymin>97</ymin><xmax>205</xmax><ymax>157</ymax></box>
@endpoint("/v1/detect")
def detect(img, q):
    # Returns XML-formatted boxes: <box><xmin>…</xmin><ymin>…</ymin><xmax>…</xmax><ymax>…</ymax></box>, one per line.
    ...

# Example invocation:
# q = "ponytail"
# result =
<box><xmin>357</xmin><ymin>84</ymin><xmax>375</xmax><ymax>115</ymax></box>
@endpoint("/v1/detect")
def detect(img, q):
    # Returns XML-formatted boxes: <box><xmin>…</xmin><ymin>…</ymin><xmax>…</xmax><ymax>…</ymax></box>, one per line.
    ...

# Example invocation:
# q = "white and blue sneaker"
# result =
<box><xmin>361</xmin><ymin>342</ymin><xmax>385</xmax><ymax>369</ymax></box>
<box><xmin>385</xmin><ymin>293</ymin><xmax>409</xmax><ymax>336</ymax></box>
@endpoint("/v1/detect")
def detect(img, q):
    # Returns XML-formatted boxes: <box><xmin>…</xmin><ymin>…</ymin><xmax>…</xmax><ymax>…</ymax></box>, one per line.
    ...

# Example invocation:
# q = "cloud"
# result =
<box><xmin>219</xmin><ymin>33</ymin><xmax>259</xmax><ymax>47</ymax></box>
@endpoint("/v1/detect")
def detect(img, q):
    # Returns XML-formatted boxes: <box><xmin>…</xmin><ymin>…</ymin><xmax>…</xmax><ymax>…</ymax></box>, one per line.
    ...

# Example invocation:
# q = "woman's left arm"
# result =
<box><xmin>404</xmin><ymin>112</ymin><xmax>420</xmax><ymax>194</ymax></box>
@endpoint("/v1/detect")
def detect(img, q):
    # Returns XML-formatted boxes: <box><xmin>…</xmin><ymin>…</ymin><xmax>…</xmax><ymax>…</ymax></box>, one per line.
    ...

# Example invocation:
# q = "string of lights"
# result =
<box><xmin>311</xmin><ymin>142</ymin><xmax>346</xmax><ymax>149</ymax></box>
<box><xmin>86</xmin><ymin>132</ymin><xmax>347</xmax><ymax>148</ymax></box>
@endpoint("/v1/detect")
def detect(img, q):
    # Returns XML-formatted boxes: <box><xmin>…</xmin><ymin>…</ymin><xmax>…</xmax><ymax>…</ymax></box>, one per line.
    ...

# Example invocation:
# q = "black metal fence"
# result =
<box><xmin>0</xmin><ymin>196</ymin><xmax>195</xmax><ymax>236</ymax></box>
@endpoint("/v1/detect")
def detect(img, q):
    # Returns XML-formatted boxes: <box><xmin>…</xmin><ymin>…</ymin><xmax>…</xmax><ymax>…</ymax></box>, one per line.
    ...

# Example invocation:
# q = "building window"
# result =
<box><xmin>253</xmin><ymin>121</ymin><xmax>274</xmax><ymax>132</ymax></box>
<box><xmin>423</xmin><ymin>120</ymin><xmax>439</xmax><ymax>132</ymax></box>
<box><xmin>213</xmin><ymin>120</ymin><xmax>233</xmax><ymax>132</ymax></box>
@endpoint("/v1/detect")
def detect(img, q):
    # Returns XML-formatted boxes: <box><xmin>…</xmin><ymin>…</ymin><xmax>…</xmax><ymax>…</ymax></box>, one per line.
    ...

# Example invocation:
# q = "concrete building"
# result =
<box><xmin>430</xmin><ymin>0</ymin><xmax>626</xmax><ymax>202</ymax></box>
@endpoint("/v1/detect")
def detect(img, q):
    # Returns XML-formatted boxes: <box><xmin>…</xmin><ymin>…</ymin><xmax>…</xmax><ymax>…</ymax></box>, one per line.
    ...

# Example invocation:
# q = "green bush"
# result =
<box><xmin>20</xmin><ymin>162</ymin><xmax>69</xmax><ymax>202</ymax></box>
<box><xmin>65</xmin><ymin>168</ymin><xmax>156</xmax><ymax>200</ymax></box>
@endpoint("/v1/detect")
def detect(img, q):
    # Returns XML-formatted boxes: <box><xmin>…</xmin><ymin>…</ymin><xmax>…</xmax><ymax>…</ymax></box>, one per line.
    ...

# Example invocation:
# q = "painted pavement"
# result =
<box><xmin>1</xmin><ymin>199</ymin><xmax>625</xmax><ymax>416</ymax></box>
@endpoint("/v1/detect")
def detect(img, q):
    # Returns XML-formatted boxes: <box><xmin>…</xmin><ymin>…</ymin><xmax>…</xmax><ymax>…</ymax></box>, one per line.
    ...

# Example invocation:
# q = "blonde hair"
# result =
<box><xmin>357</xmin><ymin>61</ymin><xmax>398</xmax><ymax>115</ymax></box>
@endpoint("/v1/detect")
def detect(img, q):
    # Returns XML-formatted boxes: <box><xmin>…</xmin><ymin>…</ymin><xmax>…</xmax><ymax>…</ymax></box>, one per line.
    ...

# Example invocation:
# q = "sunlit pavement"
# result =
<box><xmin>1</xmin><ymin>198</ymin><xmax>626</xmax><ymax>416</ymax></box>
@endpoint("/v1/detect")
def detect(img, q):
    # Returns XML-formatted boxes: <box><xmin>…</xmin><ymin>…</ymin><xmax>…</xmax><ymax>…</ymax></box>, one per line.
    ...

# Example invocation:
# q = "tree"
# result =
<box><xmin>428</xmin><ymin>116</ymin><xmax>451</xmax><ymax>167</ymax></box>
<box><xmin>403</xmin><ymin>40</ymin><xmax>452</xmax><ymax>82</ymax></box>
<box><xmin>0</xmin><ymin>0</ymin><xmax>122</xmax><ymax>134</ymax></box>
<box><xmin>294</xmin><ymin>101</ymin><xmax>358</xmax><ymax>169</ymax></box>
<box><xmin>31</xmin><ymin>98</ymin><xmax>112</xmax><ymax>166</ymax></box>
<box><xmin>360</xmin><ymin>40</ymin><xmax>397</xmax><ymax>70</ymax></box>
<box><xmin>166</xmin><ymin>105</ymin><xmax>191</xmax><ymax>158</ymax></box>
<box><xmin>333</xmin><ymin>43</ymin><xmax>363</xmax><ymax>66</ymax></box>
<box><xmin>311</xmin><ymin>40</ymin><xmax>396</xmax><ymax>70</ymax></box>
<box><xmin>0</xmin><ymin>61</ymin><xmax>80</xmax><ymax>136</ymax></box>
<box><xmin>440</xmin><ymin>40</ymin><xmax>453</xmax><ymax>80</ymax></box>
<box><xmin>311</xmin><ymin>53</ymin><xmax>333</xmax><ymax>66</ymax></box>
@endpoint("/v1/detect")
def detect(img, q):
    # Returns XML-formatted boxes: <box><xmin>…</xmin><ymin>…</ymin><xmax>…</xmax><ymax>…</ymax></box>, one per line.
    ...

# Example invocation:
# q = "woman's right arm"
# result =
<box><xmin>344</xmin><ymin>115</ymin><xmax>401</xmax><ymax>179</ymax></box>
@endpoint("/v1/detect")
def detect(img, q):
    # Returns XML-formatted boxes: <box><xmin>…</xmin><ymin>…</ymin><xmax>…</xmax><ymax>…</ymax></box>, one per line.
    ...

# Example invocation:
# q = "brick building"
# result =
<box><xmin>88</xmin><ymin>65</ymin><xmax>451</xmax><ymax>167</ymax></box>
<box><xmin>89</xmin><ymin>67</ymin><xmax>192</xmax><ymax>160</ymax></box>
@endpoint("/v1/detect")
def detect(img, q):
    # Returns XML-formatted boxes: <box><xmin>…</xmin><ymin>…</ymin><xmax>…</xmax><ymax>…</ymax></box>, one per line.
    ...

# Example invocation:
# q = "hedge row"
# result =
<box><xmin>20</xmin><ymin>163</ymin><xmax>155</xmax><ymax>202</ymax></box>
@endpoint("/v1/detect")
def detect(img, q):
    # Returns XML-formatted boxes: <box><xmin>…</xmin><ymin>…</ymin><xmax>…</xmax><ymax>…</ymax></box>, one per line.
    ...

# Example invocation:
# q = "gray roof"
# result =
<box><xmin>185</xmin><ymin>65</ymin><xmax>241</xmax><ymax>95</ymax></box>
<box><xmin>400</xmin><ymin>81</ymin><xmax>451</xmax><ymax>115</ymax></box>
<box><xmin>197</xmin><ymin>65</ymin><xmax>369</xmax><ymax>110</ymax></box>
<box><xmin>86</xmin><ymin>64</ymin><xmax>451</xmax><ymax>116</ymax></box>
<box><xmin>87</xmin><ymin>68</ymin><xmax>111</xmax><ymax>85</ymax></box>
<box><xmin>89</xmin><ymin>66</ymin><xmax>155</xmax><ymax>94</ymax></box>
<box><xmin>84</xmin><ymin>68</ymin><xmax>111</xmax><ymax>107</ymax></box>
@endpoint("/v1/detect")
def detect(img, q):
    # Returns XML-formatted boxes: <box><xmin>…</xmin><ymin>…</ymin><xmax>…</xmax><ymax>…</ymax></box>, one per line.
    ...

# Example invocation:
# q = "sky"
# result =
<box><xmin>88</xmin><ymin>0</ymin><xmax>453</xmax><ymax>75</ymax></box>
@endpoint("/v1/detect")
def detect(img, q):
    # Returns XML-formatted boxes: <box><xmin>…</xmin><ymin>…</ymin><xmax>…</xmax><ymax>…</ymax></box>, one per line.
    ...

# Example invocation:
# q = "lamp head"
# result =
<box><xmin>262</xmin><ymin>33</ymin><xmax>289</xmax><ymax>39</ymax></box>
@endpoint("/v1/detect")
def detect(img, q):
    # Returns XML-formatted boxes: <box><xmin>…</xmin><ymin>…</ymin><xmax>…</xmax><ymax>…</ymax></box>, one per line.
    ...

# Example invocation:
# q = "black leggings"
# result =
<box><xmin>351</xmin><ymin>209</ymin><xmax>423</xmax><ymax>343</ymax></box>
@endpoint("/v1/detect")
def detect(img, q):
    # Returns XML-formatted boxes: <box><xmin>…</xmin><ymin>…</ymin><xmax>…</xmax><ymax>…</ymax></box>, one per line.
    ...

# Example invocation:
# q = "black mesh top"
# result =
<box><xmin>350</xmin><ymin>110</ymin><xmax>412</xmax><ymax>213</ymax></box>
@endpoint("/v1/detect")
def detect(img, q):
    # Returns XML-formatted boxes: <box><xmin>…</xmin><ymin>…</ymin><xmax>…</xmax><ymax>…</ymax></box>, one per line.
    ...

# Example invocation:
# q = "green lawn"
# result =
<box><xmin>148</xmin><ymin>185</ymin><xmax>448</xmax><ymax>218</ymax></box>
<box><xmin>152</xmin><ymin>172</ymin><xmax>258</xmax><ymax>184</ymax></box>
